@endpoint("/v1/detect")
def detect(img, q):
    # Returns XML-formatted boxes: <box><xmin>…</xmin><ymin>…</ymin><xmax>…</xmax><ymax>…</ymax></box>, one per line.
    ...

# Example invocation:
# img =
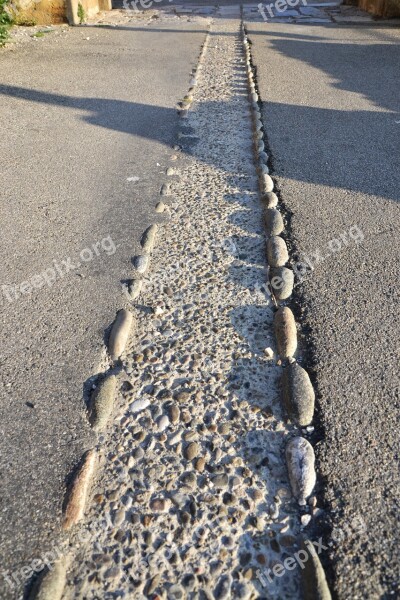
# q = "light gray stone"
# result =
<box><xmin>269</xmin><ymin>267</ymin><xmax>294</xmax><ymax>301</ymax></box>
<box><xmin>264</xmin><ymin>208</ymin><xmax>284</xmax><ymax>236</ymax></box>
<box><xmin>267</xmin><ymin>235</ymin><xmax>289</xmax><ymax>267</ymax></box>
<box><xmin>286</xmin><ymin>437</ymin><xmax>316</xmax><ymax>505</ymax></box>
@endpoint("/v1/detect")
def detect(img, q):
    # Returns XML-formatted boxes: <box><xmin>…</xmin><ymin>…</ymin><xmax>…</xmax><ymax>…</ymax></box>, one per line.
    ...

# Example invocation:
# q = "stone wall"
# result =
<box><xmin>14</xmin><ymin>0</ymin><xmax>111</xmax><ymax>25</ymax></box>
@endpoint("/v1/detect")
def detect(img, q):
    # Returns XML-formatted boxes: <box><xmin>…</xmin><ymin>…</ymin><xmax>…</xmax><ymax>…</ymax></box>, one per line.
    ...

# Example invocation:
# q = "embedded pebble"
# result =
<box><xmin>274</xmin><ymin>307</ymin><xmax>297</xmax><ymax>359</ymax></box>
<box><xmin>127</xmin><ymin>279</ymin><xmax>142</xmax><ymax>300</ymax></box>
<box><xmin>130</xmin><ymin>398</ymin><xmax>150</xmax><ymax>413</ymax></box>
<box><xmin>262</xmin><ymin>173</ymin><xmax>274</xmax><ymax>193</ymax></box>
<box><xmin>155</xmin><ymin>200</ymin><xmax>166</xmax><ymax>213</ymax></box>
<box><xmin>133</xmin><ymin>254</ymin><xmax>149</xmax><ymax>274</ymax></box>
<box><xmin>269</xmin><ymin>266</ymin><xmax>294</xmax><ymax>301</ymax></box>
<box><xmin>157</xmin><ymin>415</ymin><xmax>169</xmax><ymax>431</ymax></box>
<box><xmin>141</xmin><ymin>224</ymin><xmax>158</xmax><ymax>254</ymax></box>
<box><xmin>264</xmin><ymin>208</ymin><xmax>284</xmax><ymax>236</ymax></box>
<box><xmin>301</xmin><ymin>538</ymin><xmax>332</xmax><ymax>599</ymax></box>
<box><xmin>282</xmin><ymin>362</ymin><xmax>315</xmax><ymax>426</ymax></box>
<box><xmin>211</xmin><ymin>474</ymin><xmax>229</xmax><ymax>489</ymax></box>
<box><xmin>267</xmin><ymin>235</ymin><xmax>289</xmax><ymax>268</ymax></box>
<box><xmin>160</xmin><ymin>183</ymin><xmax>171</xmax><ymax>196</ymax></box>
<box><xmin>89</xmin><ymin>375</ymin><xmax>116</xmax><ymax>432</ymax></box>
<box><xmin>261</xmin><ymin>191</ymin><xmax>278</xmax><ymax>208</ymax></box>
<box><xmin>108</xmin><ymin>309</ymin><xmax>133</xmax><ymax>360</ymax></box>
<box><xmin>286</xmin><ymin>437</ymin><xmax>316</xmax><ymax>505</ymax></box>
<box><xmin>184</xmin><ymin>441</ymin><xmax>200</xmax><ymax>460</ymax></box>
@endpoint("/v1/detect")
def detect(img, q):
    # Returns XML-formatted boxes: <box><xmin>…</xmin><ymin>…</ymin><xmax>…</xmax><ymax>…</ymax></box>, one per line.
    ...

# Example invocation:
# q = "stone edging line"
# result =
<box><xmin>241</xmin><ymin>19</ymin><xmax>332</xmax><ymax>600</ymax></box>
<box><xmin>28</xmin><ymin>27</ymin><xmax>212</xmax><ymax>600</ymax></box>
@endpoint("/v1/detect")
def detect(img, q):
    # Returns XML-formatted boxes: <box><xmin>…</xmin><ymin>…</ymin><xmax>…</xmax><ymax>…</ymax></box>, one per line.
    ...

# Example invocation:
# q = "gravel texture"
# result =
<box><xmin>61</xmin><ymin>14</ymin><xmax>318</xmax><ymax>600</ymax></box>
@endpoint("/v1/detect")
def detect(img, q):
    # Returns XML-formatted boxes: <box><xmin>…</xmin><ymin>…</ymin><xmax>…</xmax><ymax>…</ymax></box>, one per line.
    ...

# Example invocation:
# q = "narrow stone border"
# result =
<box><xmin>241</xmin><ymin>22</ymin><xmax>332</xmax><ymax>599</ymax></box>
<box><xmin>29</xmin><ymin>26</ymin><xmax>212</xmax><ymax>600</ymax></box>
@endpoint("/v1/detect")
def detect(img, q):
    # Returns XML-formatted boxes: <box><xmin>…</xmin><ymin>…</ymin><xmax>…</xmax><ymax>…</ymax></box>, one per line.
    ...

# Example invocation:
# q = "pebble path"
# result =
<box><xmin>56</xmin><ymin>11</ymin><xmax>320</xmax><ymax>600</ymax></box>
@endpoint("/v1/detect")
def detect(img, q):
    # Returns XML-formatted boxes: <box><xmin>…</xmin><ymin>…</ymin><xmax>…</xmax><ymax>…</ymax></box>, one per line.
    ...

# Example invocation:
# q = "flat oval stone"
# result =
<box><xmin>108</xmin><ymin>309</ymin><xmax>133</xmax><ymax>360</ymax></box>
<box><xmin>267</xmin><ymin>236</ymin><xmax>289</xmax><ymax>267</ymax></box>
<box><xmin>261</xmin><ymin>192</ymin><xmax>278</xmax><ymax>208</ymax></box>
<box><xmin>274</xmin><ymin>307</ymin><xmax>297</xmax><ymax>358</ymax></box>
<box><xmin>286</xmin><ymin>437</ymin><xmax>316</xmax><ymax>505</ymax></box>
<box><xmin>184</xmin><ymin>441</ymin><xmax>200</xmax><ymax>461</ymax></box>
<box><xmin>89</xmin><ymin>375</ymin><xmax>117</xmax><ymax>432</ymax></box>
<box><xmin>261</xmin><ymin>173</ymin><xmax>274</xmax><ymax>192</ymax></box>
<box><xmin>281</xmin><ymin>362</ymin><xmax>315</xmax><ymax>425</ymax></box>
<box><xmin>141</xmin><ymin>224</ymin><xmax>158</xmax><ymax>253</ymax></box>
<box><xmin>264</xmin><ymin>209</ymin><xmax>284</xmax><ymax>236</ymax></box>
<box><xmin>269</xmin><ymin>267</ymin><xmax>294</xmax><ymax>300</ymax></box>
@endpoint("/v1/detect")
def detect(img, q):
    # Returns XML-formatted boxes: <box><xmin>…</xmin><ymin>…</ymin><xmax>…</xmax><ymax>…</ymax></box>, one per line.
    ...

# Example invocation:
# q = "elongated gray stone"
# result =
<box><xmin>141</xmin><ymin>224</ymin><xmax>158</xmax><ymax>254</ymax></box>
<box><xmin>29</xmin><ymin>559</ymin><xmax>67</xmax><ymax>600</ymax></box>
<box><xmin>264</xmin><ymin>208</ymin><xmax>284</xmax><ymax>236</ymax></box>
<box><xmin>89</xmin><ymin>375</ymin><xmax>116</xmax><ymax>432</ymax></box>
<box><xmin>267</xmin><ymin>235</ymin><xmax>289</xmax><ymax>267</ymax></box>
<box><xmin>282</xmin><ymin>362</ymin><xmax>315</xmax><ymax>425</ymax></box>
<box><xmin>274</xmin><ymin>307</ymin><xmax>297</xmax><ymax>358</ymax></box>
<box><xmin>301</xmin><ymin>538</ymin><xmax>332</xmax><ymax>600</ymax></box>
<box><xmin>261</xmin><ymin>191</ymin><xmax>278</xmax><ymax>208</ymax></box>
<box><xmin>269</xmin><ymin>267</ymin><xmax>294</xmax><ymax>300</ymax></box>
<box><xmin>109</xmin><ymin>309</ymin><xmax>133</xmax><ymax>360</ymax></box>
<box><xmin>258</xmin><ymin>163</ymin><xmax>269</xmax><ymax>176</ymax></box>
<box><xmin>262</xmin><ymin>173</ymin><xmax>274</xmax><ymax>193</ymax></box>
<box><xmin>286</xmin><ymin>437</ymin><xmax>316</xmax><ymax>505</ymax></box>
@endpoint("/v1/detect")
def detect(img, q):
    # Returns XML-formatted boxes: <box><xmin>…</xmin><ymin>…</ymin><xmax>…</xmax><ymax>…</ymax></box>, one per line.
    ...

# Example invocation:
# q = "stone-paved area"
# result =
<box><xmin>63</xmin><ymin>13</ymin><xmax>317</xmax><ymax>600</ymax></box>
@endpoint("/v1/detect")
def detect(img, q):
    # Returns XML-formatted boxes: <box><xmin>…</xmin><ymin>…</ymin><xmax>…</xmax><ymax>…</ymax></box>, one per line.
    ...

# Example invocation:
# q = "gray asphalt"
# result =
<box><xmin>0</xmin><ymin>18</ymin><xmax>206</xmax><ymax>598</ymax></box>
<box><xmin>247</xmin><ymin>19</ymin><xmax>400</xmax><ymax>599</ymax></box>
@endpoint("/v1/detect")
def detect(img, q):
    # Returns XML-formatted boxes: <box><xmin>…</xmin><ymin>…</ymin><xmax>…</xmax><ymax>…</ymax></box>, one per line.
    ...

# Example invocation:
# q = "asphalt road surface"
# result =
<box><xmin>0</xmin><ymin>17</ymin><xmax>206</xmax><ymax>598</ymax></box>
<box><xmin>246</xmin><ymin>19</ymin><xmax>400</xmax><ymax>599</ymax></box>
